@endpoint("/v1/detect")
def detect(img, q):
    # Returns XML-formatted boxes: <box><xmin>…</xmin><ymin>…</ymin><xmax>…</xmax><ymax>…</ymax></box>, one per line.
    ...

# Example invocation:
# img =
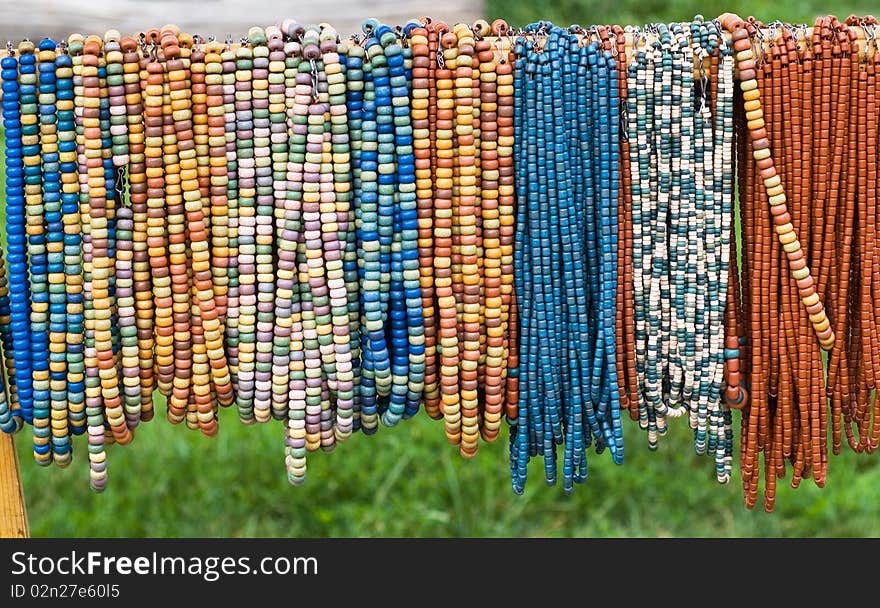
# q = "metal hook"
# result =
<box><xmin>309</xmin><ymin>57</ymin><xmax>319</xmax><ymax>101</ymax></box>
<box><xmin>493</xmin><ymin>34</ymin><xmax>506</xmax><ymax>64</ymax></box>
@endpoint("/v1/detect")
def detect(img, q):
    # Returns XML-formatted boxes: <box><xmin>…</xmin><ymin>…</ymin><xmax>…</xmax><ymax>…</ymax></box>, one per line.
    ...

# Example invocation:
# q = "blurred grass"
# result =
<box><xmin>7</xmin><ymin>0</ymin><xmax>880</xmax><ymax>537</ymax></box>
<box><xmin>15</xmin><ymin>406</ymin><xmax>880</xmax><ymax>537</ymax></box>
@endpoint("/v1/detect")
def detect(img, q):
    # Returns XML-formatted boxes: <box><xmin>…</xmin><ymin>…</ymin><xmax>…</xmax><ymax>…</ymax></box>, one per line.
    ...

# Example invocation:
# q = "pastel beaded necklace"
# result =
<box><xmin>142</xmin><ymin>32</ymin><xmax>173</xmax><ymax>402</ymax></box>
<box><xmin>183</xmin><ymin>32</ymin><xmax>232</xmax><ymax>432</ymax></box>
<box><xmin>279</xmin><ymin>19</ymin><xmax>309</xmax><ymax>482</ymax></box>
<box><xmin>250</xmin><ymin>26</ymin><xmax>276</xmax><ymax>423</ymax></box>
<box><xmin>233</xmin><ymin>33</ymin><xmax>257</xmax><ymax>422</ymax></box>
<box><xmin>104</xmin><ymin>31</ymin><xmax>142</xmax><ymax>426</ymax></box>
<box><xmin>321</xmin><ymin>26</ymin><xmax>356</xmax><ymax>439</ymax></box>
<box><xmin>221</xmin><ymin>39</ymin><xmax>240</xmax><ymax>390</ymax></box>
<box><xmin>266</xmin><ymin>25</ymin><xmax>291</xmax><ymax>422</ymax></box>
<box><xmin>158</xmin><ymin>27</ymin><xmax>193</xmax><ymax>425</ymax></box>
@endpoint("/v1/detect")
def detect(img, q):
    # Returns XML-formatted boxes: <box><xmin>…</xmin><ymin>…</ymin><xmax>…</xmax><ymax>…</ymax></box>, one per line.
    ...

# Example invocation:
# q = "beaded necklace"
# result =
<box><xmin>280</xmin><ymin>19</ymin><xmax>308</xmax><ymax>482</ymax></box>
<box><xmin>354</xmin><ymin>20</ymin><xmax>390</xmax><ymax>427</ymax></box>
<box><xmin>249</xmin><ymin>27</ymin><xmax>275</xmax><ymax>423</ymax></box>
<box><xmin>18</xmin><ymin>38</ymin><xmax>51</xmax><ymax>463</ymax></box>
<box><xmin>104</xmin><ymin>31</ymin><xmax>140</xmax><ymax>427</ymax></box>
<box><xmin>56</xmin><ymin>39</ymin><xmax>85</xmax><ymax>449</ymax></box>
<box><xmin>511</xmin><ymin>23</ymin><xmax>622</xmax><ymax>494</ymax></box>
<box><xmin>339</xmin><ymin>37</ymin><xmax>362</xmax><ymax>435</ymax></box>
<box><xmin>474</xmin><ymin>22</ymin><xmax>503</xmax><ymax>443</ymax></box>
<box><xmin>452</xmin><ymin>24</ymin><xmax>480</xmax><ymax>454</ymax></box>
<box><xmin>322</xmin><ymin>26</ymin><xmax>356</xmax><ymax>439</ymax></box>
<box><xmin>84</xmin><ymin>35</ymin><xmax>130</xmax><ymax>446</ymax></box>
<box><xmin>267</xmin><ymin>25</ymin><xmax>290</xmax><ymax>422</ymax></box>
<box><xmin>409</xmin><ymin>24</ymin><xmax>439</xmax><ymax>419</ymax></box>
<box><xmin>205</xmin><ymin>38</ymin><xmax>228</xmax><ymax>325</ymax></box>
<box><xmin>221</xmin><ymin>39</ymin><xmax>240</xmax><ymax>391</ymax></box>
<box><xmin>624</xmin><ymin>18</ymin><xmax>734</xmax><ymax>481</ymax></box>
<box><xmin>185</xmin><ymin>32</ymin><xmax>231</xmax><ymax>433</ymax></box>
<box><xmin>720</xmin><ymin>13</ymin><xmax>836</xmax><ymax>510</ymax></box>
<box><xmin>38</xmin><ymin>38</ymin><xmax>72</xmax><ymax>465</ymax></box>
<box><xmin>233</xmin><ymin>34</ymin><xmax>256</xmax><ymax>422</ymax></box>
<box><xmin>1</xmin><ymin>45</ymin><xmax>27</xmax><ymax>433</ymax></box>
<box><xmin>157</xmin><ymin>27</ymin><xmax>192</xmax><ymax>425</ymax></box>
<box><xmin>433</xmin><ymin>28</ymin><xmax>460</xmax><ymax>444</ymax></box>
<box><xmin>494</xmin><ymin>24</ymin><xmax>518</xmax><ymax>426</ymax></box>
<box><xmin>143</xmin><ymin>31</ymin><xmax>173</xmax><ymax>401</ymax></box>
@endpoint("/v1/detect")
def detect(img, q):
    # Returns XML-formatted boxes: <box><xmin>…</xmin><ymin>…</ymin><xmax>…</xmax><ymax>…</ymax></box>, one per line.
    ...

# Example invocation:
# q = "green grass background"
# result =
<box><xmin>8</xmin><ymin>1</ymin><xmax>880</xmax><ymax>537</ymax></box>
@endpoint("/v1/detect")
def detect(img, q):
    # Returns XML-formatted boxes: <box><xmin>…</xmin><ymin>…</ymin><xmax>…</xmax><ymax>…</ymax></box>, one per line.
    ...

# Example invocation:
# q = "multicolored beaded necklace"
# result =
<box><xmin>622</xmin><ymin>17</ymin><xmax>735</xmax><ymax>482</ymax></box>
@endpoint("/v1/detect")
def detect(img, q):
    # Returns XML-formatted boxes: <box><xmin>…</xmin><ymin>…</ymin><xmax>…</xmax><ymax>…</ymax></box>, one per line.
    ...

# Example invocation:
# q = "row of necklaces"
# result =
<box><xmin>0</xmin><ymin>19</ymin><xmax>518</xmax><ymax>489</ymax></box>
<box><xmin>3</xmin><ymin>14</ymin><xmax>880</xmax><ymax>512</ymax></box>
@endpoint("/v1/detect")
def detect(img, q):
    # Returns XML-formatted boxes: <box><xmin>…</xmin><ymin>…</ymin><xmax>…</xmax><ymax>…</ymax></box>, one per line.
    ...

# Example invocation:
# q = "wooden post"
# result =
<box><xmin>0</xmin><ymin>431</ymin><xmax>29</xmax><ymax>538</ymax></box>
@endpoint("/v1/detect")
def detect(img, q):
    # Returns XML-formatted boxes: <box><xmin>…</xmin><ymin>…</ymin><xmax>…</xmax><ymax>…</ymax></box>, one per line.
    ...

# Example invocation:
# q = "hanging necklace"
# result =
<box><xmin>221</xmin><ymin>38</ymin><xmax>240</xmax><ymax>393</ymax></box>
<box><xmin>510</xmin><ymin>23</ymin><xmax>622</xmax><ymax>494</ymax></box>
<box><xmin>104</xmin><ymin>31</ymin><xmax>142</xmax><ymax>428</ymax></box>
<box><xmin>321</xmin><ymin>25</ymin><xmax>356</xmax><ymax>439</ymax></box>
<box><xmin>378</xmin><ymin>22</ymin><xmax>424</xmax><ymax>425</ymax></box>
<box><xmin>143</xmin><ymin>30</ymin><xmax>174</xmax><ymax>403</ymax></box>
<box><xmin>435</xmin><ymin>27</ymin><xmax>460</xmax><ymax>444</ymax></box>
<box><xmin>121</xmin><ymin>35</ymin><xmax>154</xmax><ymax>417</ymax></box>
<box><xmin>157</xmin><ymin>27</ymin><xmax>193</xmax><ymax>426</ymax></box>
<box><xmin>410</xmin><ymin>22</ymin><xmax>439</xmax><ymax>420</ymax></box>
<box><xmin>55</xmin><ymin>39</ymin><xmax>86</xmax><ymax>446</ymax></box>
<box><xmin>623</xmin><ymin>18</ymin><xmax>734</xmax><ymax>481</ymax></box>
<box><xmin>267</xmin><ymin>25</ymin><xmax>291</xmax><ymax>422</ymax></box>
<box><xmin>249</xmin><ymin>26</ymin><xmax>276</xmax><ymax>423</ymax></box>
<box><xmin>339</xmin><ymin>41</ymin><xmax>363</xmax><ymax>436</ymax></box>
<box><xmin>233</xmin><ymin>33</ymin><xmax>257</xmax><ymax>422</ymax></box>
<box><xmin>19</xmin><ymin>37</ymin><xmax>52</xmax><ymax>463</ymax></box>
<box><xmin>720</xmin><ymin>13</ymin><xmax>835</xmax><ymax>510</ymax></box>
<box><xmin>1</xmin><ymin>43</ymin><xmax>27</xmax><ymax>433</ymax></box>
<box><xmin>280</xmin><ymin>19</ymin><xmax>309</xmax><ymax>482</ymax></box>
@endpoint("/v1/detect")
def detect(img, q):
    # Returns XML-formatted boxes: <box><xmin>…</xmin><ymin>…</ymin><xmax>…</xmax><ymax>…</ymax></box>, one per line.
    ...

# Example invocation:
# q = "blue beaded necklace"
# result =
<box><xmin>354</xmin><ymin>20</ymin><xmax>425</xmax><ymax>429</ymax></box>
<box><xmin>0</xmin><ymin>45</ymin><xmax>26</xmax><ymax>433</ymax></box>
<box><xmin>511</xmin><ymin>23</ymin><xmax>622</xmax><ymax>495</ymax></box>
<box><xmin>383</xmin><ymin>24</ymin><xmax>424</xmax><ymax>424</ymax></box>
<box><xmin>0</xmin><ymin>246</ymin><xmax>19</xmax><ymax>433</ymax></box>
